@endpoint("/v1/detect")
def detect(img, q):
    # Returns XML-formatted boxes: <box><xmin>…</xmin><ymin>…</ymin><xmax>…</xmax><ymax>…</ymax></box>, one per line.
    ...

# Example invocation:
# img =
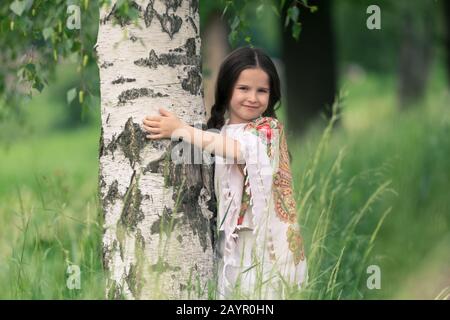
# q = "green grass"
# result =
<box><xmin>287</xmin><ymin>66</ymin><xmax>450</xmax><ymax>299</ymax></box>
<box><xmin>0</xmin><ymin>62</ymin><xmax>449</xmax><ymax>299</ymax></box>
<box><xmin>0</xmin><ymin>133</ymin><xmax>105</xmax><ymax>298</ymax></box>
<box><xmin>0</xmin><ymin>70</ymin><xmax>105</xmax><ymax>299</ymax></box>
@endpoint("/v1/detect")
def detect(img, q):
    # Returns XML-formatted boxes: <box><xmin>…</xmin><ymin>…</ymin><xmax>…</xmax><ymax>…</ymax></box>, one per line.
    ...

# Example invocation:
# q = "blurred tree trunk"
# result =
<box><xmin>397</xmin><ymin>9</ymin><xmax>434</xmax><ymax>108</ymax></box>
<box><xmin>444</xmin><ymin>0</ymin><xmax>450</xmax><ymax>87</ymax></box>
<box><xmin>281</xmin><ymin>0</ymin><xmax>337</xmax><ymax>134</ymax></box>
<box><xmin>96</xmin><ymin>0</ymin><xmax>215</xmax><ymax>299</ymax></box>
<box><xmin>201</xmin><ymin>12</ymin><xmax>230</xmax><ymax>118</ymax></box>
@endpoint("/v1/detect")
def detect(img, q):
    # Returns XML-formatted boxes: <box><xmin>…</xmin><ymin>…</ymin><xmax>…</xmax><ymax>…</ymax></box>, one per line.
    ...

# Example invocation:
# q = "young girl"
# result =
<box><xmin>142</xmin><ymin>47</ymin><xmax>307</xmax><ymax>299</ymax></box>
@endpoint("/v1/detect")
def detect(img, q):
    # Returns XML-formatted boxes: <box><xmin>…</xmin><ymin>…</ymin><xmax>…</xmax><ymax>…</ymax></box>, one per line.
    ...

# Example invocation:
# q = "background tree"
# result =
<box><xmin>281</xmin><ymin>0</ymin><xmax>337</xmax><ymax>134</ymax></box>
<box><xmin>444</xmin><ymin>0</ymin><xmax>450</xmax><ymax>86</ymax></box>
<box><xmin>396</xmin><ymin>1</ymin><xmax>435</xmax><ymax>108</ymax></box>
<box><xmin>200</xmin><ymin>10</ymin><xmax>230</xmax><ymax>117</ymax></box>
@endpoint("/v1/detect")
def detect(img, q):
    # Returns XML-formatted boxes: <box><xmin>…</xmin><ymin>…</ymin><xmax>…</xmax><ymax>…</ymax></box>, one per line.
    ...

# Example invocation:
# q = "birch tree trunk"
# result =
<box><xmin>95</xmin><ymin>0</ymin><xmax>216</xmax><ymax>299</ymax></box>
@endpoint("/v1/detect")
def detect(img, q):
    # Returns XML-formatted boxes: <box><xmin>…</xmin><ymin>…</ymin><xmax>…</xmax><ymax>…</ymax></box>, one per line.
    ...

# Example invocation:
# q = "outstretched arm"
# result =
<box><xmin>142</xmin><ymin>108</ymin><xmax>243</xmax><ymax>162</ymax></box>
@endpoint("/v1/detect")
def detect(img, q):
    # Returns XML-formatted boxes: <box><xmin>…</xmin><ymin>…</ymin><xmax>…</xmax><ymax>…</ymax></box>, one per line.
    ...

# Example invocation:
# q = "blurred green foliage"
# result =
<box><xmin>0</xmin><ymin>0</ymin><xmax>449</xmax><ymax>299</ymax></box>
<box><xmin>334</xmin><ymin>0</ymin><xmax>446</xmax><ymax>73</ymax></box>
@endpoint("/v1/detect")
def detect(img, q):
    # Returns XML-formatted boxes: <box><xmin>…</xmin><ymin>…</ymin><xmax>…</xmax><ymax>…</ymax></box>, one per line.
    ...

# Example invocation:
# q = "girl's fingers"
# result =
<box><xmin>143</xmin><ymin>119</ymin><xmax>160</xmax><ymax>127</ymax></box>
<box><xmin>143</xmin><ymin>125</ymin><xmax>161</xmax><ymax>133</ymax></box>
<box><xmin>145</xmin><ymin>115</ymin><xmax>161</xmax><ymax>121</ymax></box>
<box><xmin>146</xmin><ymin>134</ymin><xmax>163</xmax><ymax>140</ymax></box>
<box><xmin>159</xmin><ymin>107</ymin><xmax>172</xmax><ymax>117</ymax></box>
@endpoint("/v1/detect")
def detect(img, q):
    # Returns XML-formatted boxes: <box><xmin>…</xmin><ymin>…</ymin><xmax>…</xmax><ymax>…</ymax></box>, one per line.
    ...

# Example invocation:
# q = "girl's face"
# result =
<box><xmin>228</xmin><ymin>68</ymin><xmax>270</xmax><ymax>124</ymax></box>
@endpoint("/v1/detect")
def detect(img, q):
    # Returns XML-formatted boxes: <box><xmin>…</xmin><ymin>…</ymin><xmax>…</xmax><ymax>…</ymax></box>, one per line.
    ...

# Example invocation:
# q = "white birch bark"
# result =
<box><xmin>95</xmin><ymin>0</ymin><xmax>215</xmax><ymax>299</ymax></box>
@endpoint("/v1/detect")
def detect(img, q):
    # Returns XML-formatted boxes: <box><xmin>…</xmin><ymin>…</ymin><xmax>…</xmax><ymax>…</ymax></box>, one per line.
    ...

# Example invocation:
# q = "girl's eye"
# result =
<box><xmin>239</xmin><ymin>87</ymin><xmax>248</xmax><ymax>91</ymax></box>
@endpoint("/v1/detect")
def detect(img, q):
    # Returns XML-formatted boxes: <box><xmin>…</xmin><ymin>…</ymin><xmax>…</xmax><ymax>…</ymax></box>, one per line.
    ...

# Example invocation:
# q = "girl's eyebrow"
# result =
<box><xmin>236</xmin><ymin>83</ymin><xmax>270</xmax><ymax>90</ymax></box>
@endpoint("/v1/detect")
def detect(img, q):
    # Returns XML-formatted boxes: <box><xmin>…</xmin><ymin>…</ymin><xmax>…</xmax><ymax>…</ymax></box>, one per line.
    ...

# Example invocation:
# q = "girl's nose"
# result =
<box><xmin>247</xmin><ymin>91</ymin><xmax>257</xmax><ymax>103</ymax></box>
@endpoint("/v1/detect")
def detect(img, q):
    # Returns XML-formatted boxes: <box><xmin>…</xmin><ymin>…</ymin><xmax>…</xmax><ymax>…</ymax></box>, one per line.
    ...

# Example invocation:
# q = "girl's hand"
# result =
<box><xmin>142</xmin><ymin>107</ymin><xmax>186</xmax><ymax>140</ymax></box>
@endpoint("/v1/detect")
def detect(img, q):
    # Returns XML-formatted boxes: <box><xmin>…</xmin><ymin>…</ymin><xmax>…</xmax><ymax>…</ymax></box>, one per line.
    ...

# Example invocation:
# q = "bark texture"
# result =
<box><xmin>95</xmin><ymin>0</ymin><xmax>215</xmax><ymax>299</ymax></box>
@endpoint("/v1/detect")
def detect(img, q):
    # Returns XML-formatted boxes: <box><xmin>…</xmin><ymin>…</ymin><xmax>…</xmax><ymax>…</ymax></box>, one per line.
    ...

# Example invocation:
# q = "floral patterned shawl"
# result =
<box><xmin>219</xmin><ymin>116</ymin><xmax>307</xmax><ymax>291</ymax></box>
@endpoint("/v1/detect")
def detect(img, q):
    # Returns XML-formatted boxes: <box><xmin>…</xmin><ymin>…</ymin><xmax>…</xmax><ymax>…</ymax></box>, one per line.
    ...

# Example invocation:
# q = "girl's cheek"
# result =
<box><xmin>261</xmin><ymin>95</ymin><xmax>269</xmax><ymax>105</ymax></box>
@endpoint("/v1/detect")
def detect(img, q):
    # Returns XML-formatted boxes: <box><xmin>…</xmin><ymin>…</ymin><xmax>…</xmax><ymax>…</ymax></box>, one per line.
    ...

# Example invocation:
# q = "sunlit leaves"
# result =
<box><xmin>67</xmin><ymin>87</ymin><xmax>77</xmax><ymax>105</ymax></box>
<box><xmin>42</xmin><ymin>27</ymin><xmax>53</xmax><ymax>40</ymax></box>
<box><xmin>283</xmin><ymin>0</ymin><xmax>317</xmax><ymax>41</ymax></box>
<box><xmin>9</xmin><ymin>0</ymin><xmax>33</xmax><ymax>17</ymax></box>
<box><xmin>0</xmin><ymin>0</ymin><xmax>111</xmax><ymax>119</ymax></box>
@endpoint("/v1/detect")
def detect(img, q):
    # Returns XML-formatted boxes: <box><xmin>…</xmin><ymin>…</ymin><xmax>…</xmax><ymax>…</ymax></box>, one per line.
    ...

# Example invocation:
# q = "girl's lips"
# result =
<box><xmin>243</xmin><ymin>105</ymin><xmax>259</xmax><ymax>109</ymax></box>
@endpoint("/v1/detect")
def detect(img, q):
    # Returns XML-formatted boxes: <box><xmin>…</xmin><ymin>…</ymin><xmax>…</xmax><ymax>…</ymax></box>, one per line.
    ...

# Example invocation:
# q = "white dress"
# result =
<box><xmin>214</xmin><ymin>117</ymin><xmax>308</xmax><ymax>299</ymax></box>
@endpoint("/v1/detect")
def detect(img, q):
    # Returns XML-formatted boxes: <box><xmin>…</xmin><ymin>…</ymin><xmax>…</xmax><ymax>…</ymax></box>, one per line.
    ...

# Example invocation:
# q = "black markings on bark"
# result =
<box><xmin>181</xmin><ymin>67</ymin><xmax>202</xmax><ymax>95</ymax></box>
<box><xmin>150</xmin><ymin>206</ymin><xmax>179</xmax><ymax>236</ymax></box>
<box><xmin>100</xmin><ymin>61</ymin><xmax>113</xmax><ymax>69</ymax></box>
<box><xmin>117</xmin><ymin>88</ymin><xmax>168</xmax><ymax>105</ymax></box>
<box><xmin>148</xmin><ymin>139</ymin><xmax>167</xmax><ymax>153</ymax></box>
<box><xmin>134</xmin><ymin>38</ymin><xmax>199</xmax><ymax>69</ymax></box>
<box><xmin>150</xmin><ymin>259</ymin><xmax>181</xmax><ymax>273</ymax></box>
<box><xmin>102</xmin><ymin>239</ymin><xmax>118</xmax><ymax>271</ymax></box>
<box><xmin>112</xmin><ymin>76</ymin><xmax>136</xmax><ymax>85</ymax></box>
<box><xmin>143</xmin><ymin>149</ymin><xmax>171</xmax><ymax>175</ymax></box>
<box><xmin>105</xmin><ymin>134</ymin><xmax>116</xmax><ymax>157</ymax></box>
<box><xmin>135</xmin><ymin>50</ymin><xmax>159</xmax><ymax>68</ymax></box>
<box><xmin>144</xmin><ymin>1</ymin><xmax>155</xmax><ymax>27</ymax></box>
<box><xmin>120</xmin><ymin>170</ymin><xmax>144</xmax><ymax>233</ymax></box>
<box><xmin>184</xmin><ymin>38</ymin><xmax>196</xmax><ymax>57</ymax></box>
<box><xmin>99</xmin><ymin>174</ymin><xmax>107</xmax><ymax>198</ymax></box>
<box><xmin>102</xmin><ymin>242</ymin><xmax>112</xmax><ymax>270</ymax></box>
<box><xmin>106</xmin><ymin>118</ymin><xmax>146</xmax><ymax>167</ymax></box>
<box><xmin>130</xmin><ymin>34</ymin><xmax>138</xmax><ymax>42</ymax></box>
<box><xmin>188</xmin><ymin>16</ymin><xmax>198</xmax><ymax>34</ymax></box>
<box><xmin>143</xmin><ymin>0</ymin><xmax>184</xmax><ymax>39</ymax></box>
<box><xmin>156</xmin><ymin>12</ymin><xmax>182</xmax><ymax>39</ymax></box>
<box><xmin>144</xmin><ymin>158</ymin><xmax>162</xmax><ymax>174</ymax></box>
<box><xmin>165</xmin><ymin>0</ymin><xmax>183</xmax><ymax>12</ymax></box>
<box><xmin>99</xmin><ymin>127</ymin><xmax>105</xmax><ymax>157</ymax></box>
<box><xmin>102</xmin><ymin>239</ymin><xmax>117</xmax><ymax>277</ymax></box>
<box><xmin>104</xmin><ymin>180</ymin><xmax>119</xmax><ymax>206</ymax></box>
<box><xmin>190</xmin><ymin>0</ymin><xmax>199</xmax><ymax>14</ymax></box>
